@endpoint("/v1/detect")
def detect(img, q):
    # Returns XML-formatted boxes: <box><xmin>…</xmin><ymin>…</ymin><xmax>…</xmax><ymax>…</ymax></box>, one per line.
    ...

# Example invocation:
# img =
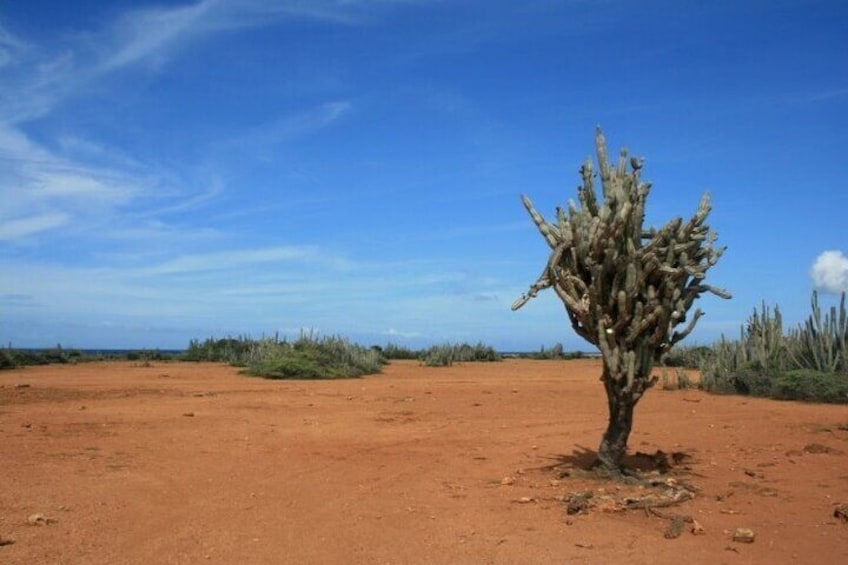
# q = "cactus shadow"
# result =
<box><xmin>542</xmin><ymin>445</ymin><xmax>691</xmax><ymax>475</ymax></box>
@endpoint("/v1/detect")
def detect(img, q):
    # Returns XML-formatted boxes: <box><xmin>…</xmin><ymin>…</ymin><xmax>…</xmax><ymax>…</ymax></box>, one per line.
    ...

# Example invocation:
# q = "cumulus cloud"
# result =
<box><xmin>811</xmin><ymin>250</ymin><xmax>848</xmax><ymax>294</ymax></box>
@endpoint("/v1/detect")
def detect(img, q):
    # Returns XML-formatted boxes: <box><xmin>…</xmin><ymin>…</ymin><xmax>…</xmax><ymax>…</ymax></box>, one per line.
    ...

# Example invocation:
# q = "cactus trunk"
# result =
<box><xmin>597</xmin><ymin>365</ymin><xmax>638</xmax><ymax>473</ymax></box>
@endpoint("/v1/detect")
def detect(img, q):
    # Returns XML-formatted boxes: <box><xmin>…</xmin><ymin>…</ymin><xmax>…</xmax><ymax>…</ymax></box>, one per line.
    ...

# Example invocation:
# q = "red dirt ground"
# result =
<box><xmin>1</xmin><ymin>359</ymin><xmax>847</xmax><ymax>564</ymax></box>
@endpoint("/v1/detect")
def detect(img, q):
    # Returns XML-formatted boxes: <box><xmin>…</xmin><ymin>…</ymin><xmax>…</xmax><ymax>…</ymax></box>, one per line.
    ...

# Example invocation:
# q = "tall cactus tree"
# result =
<box><xmin>513</xmin><ymin>128</ymin><xmax>731</xmax><ymax>475</ymax></box>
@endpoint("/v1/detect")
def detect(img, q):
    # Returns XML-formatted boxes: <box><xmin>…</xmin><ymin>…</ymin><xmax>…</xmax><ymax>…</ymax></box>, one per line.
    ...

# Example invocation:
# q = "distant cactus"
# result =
<box><xmin>787</xmin><ymin>291</ymin><xmax>847</xmax><ymax>374</ymax></box>
<box><xmin>513</xmin><ymin>128</ymin><xmax>730</xmax><ymax>474</ymax></box>
<box><xmin>700</xmin><ymin>291</ymin><xmax>847</xmax><ymax>399</ymax></box>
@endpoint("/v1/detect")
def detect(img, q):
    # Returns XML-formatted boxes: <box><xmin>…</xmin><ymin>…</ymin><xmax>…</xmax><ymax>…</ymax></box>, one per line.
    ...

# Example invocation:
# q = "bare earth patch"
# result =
<box><xmin>1</xmin><ymin>359</ymin><xmax>847</xmax><ymax>563</ymax></box>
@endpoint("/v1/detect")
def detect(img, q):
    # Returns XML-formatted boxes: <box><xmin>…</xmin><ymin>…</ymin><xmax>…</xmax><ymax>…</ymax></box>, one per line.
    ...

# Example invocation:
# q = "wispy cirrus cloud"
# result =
<box><xmin>0</xmin><ymin>23</ymin><xmax>25</xmax><ymax>68</ymax></box>
<box><xmin>0</xmin><ymin>2</ymin><xmax>361</xmax><ymax>246</ymax></box>
<box><xmin>144</xmin><ymin>245</ymin><xmax>349</xmax><ymax>275</ymax></box>
<box><xmin>96</xmin><ymin>0</ymin><xmax>384</xmax><ymax>74</ymax></box>
<box><xmin>0</xmin><ymin>123</ymin><xmax>140</xmax><ymax>238</ymax></box>
<box><xmin>0</xmin><ymin>212</ymin><xmax>69</xmax><ymax>241</ymax></box>
<box><xmin>213</xmin><ymin>101</ymin><xmax>352</xmax><ymax>163</ymax></box>
<box><xmin>806</xmin><ymin>87</ymin><xmax>848</xmax><ymax>103</ymax></box>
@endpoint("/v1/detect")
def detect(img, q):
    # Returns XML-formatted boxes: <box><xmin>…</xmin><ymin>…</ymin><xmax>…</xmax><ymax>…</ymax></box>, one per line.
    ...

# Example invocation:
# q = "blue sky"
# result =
<box><xmin>1</xmin><ymin>0</ymin><xmax>847</xmax><ymax>351</ymax></box>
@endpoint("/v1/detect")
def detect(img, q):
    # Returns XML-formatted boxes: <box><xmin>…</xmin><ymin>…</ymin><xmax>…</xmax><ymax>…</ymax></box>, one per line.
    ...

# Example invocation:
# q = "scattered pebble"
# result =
<box><xmin>500</xmin><ymin>477</ymin><xmax>515</xmax><ymax>486</ymax></box>
<box><xmin>664</xmin><ymin>515</ymin><xmax>686</xmax><ymax>539</ymax></box>
<box><xmin>691</xmin><ymin>519</ymin><xmax>706</xmax><ymax>535</ymax></box>
<box><xmin>0</xmin><ymin>536</ymin><xmax>14</xmax><ymax>547</ymax></box>
<box><xmin>732</xmin><ymin>527</ymin><xmax>756</xmax><ymax>543</ymax></box>
<box><xmin>516</xmin><ymin>496</ymin><xmax>535</xmax><ymax>504</ymax></box>
<box><xmin>27</xmin><ymin>513</ymin><xmax>56</xmax><ymax>526</ymax></box>
<box><xmin>15</xmin><ymin>383</ymin><xmax>31</xmax><ymax>389</ymax></box>
<box><xmin>803</xmin><ymin>443</ymin><xmax>837</xmax><ymax>455</ymax></box>
<box><xmin>834</xmin><ymin>503</ymin><xmax>848</xmax><ymax>524</ymax></box>
<box><xmin>183</xmin><ymin>412</ymin><xmax>195</xmax><ymax>417</ymax></box>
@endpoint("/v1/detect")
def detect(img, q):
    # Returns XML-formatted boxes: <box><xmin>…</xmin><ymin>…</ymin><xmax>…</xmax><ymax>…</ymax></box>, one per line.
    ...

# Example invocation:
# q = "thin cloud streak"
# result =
<box><xmin>0</xmin><ymin>212</ymin><xmax>69</xmax><ymax>240</ymax></box>
<box><xmin>143</xmin><ymin>245</ymin><xmax>339</xmax><ymax>275</ymax></box>
<box><xmin>98</xmin><ymin>0</ymin><xmax>371</xmax><ymax>74</ymax></box>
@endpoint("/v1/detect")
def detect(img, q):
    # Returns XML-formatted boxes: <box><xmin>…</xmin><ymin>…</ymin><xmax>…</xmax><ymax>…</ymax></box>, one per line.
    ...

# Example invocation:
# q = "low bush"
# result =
<box><xmin>0</xmin><ymin>346</ymin><xmax>87</xmax><ymax>370</ymax></box>
<box><xmin>182</xmin><ymin>337</ymin><xmax>254</xmax><ymax>365</ymax></box>
<box><xmin>420</xmin><ymin>342</ymin><xmax>501</xmax><ymax>367</ymax></box>
<box><xmin>661</xmin><ymin>345</ymin><xmax>711</xmax><ymax>369</ymax></box>
<box><xmin>380</xmin><ymin>343</ymin><xmax>419</xmax><ymax>360</ymax></box>
<box><xmin>245</xmin><ymin>333</ymin><xmax>382</xmax><ymax>379</ymax></box>
<box><xmin>770</xmin><ymin>370</ymin><xmax>848</xmax><ymax>404</ymax></box>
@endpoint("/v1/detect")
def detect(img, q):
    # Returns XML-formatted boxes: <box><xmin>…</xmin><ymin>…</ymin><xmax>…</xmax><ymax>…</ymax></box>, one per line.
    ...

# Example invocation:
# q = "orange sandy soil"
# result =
<box><xmin>1</xmin><ymin>359</ymin><xmax>847</xmax><ymax>564</ymax></box>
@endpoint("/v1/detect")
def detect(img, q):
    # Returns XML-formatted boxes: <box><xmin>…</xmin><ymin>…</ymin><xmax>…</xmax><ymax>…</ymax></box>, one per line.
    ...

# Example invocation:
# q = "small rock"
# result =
<box><xmin>565</xmin><ymin>492</ymin><xmax>593</xmax><ymax>515</ymax></box>
<box><xmin>664</xmin><ymin>515</ymin><xmax>686</xmax><ymax>539</ymax></box>
<box><xmin>15</xmin><ymin>383</ymin><xmax>30</xmax><ymax>389</ymax></box>
<box><xmin>834</xmin><ymin>503</ymin><xmax>848</xmax><ymax>523</ymax></box>
<box><xmin>27</xmin><ymin>513</ymin><xmax>55</xmax><ymax>526</ymax></box>
<box><xmin>803</xmin><ymin>443</ymin><xmax>834</xmax><ymax>454</ymax></box>
<box><xmin>691</xmin><ymin>519</ymin><xmax>706</xmax><ymax>535</ymax></box>
<box><xmin>516</xmin><ymin>496</ymin><xmax>535</xmax><ymax>504</ymax></box>
<box><xmin>0</xmin><ymin>536</ymin><xmax>14</xmax><ymax>547</ymax></box>
<box><xmin>500</xmin><ymin>477</ymin><xmax>515</xmax><ymax>486</ymax></box>
<box><xmin>732</xmin><ymin>527</ymin><xmax>756</xmax><ymax>543</ymax></box>
<box><xmin>183</xmin><ymin>412</ymin><xmax>195</xmax><ymax>417</ymax></box>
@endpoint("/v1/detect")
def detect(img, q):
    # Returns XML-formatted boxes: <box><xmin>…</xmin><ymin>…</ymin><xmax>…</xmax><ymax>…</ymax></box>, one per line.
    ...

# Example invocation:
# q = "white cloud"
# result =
<box><xmin>143</xmin><ymin>245</ymin><xmax>343</xmax><ymax>275</ymax></box>
<box><xmin>0</xmin><ymin>23</ymin><xmax>26</xmax><ymax>68</ymax></box>
<box><xmin>99</xmin><ymin>0</ymin><xmax>216</xmax><ymax>72</ymax></box>
<box><xmin>218</xmin><ymin>101</ymin><xmax>352</xmax><ymax>159</ymax></box>
<box><xmin>0</xmin><ymin>212</ymin><xmax>69</xmax><ymax>240</ymax></box>
<box><xmin>383</xmin><ymin>328</ymin><xmax>421</xmax><ymax>338</ymax></box>
<box><xmin>0</xmin><ymin>123</ymin><xmax>141</xmax><ymax>241</ymax></box>
<box><xmin>807</xmin><ymin>87</ymin><xmax>848</xmax><ymax>103</ymax></box>
<box><xmin>811</xmin><ymin>250</ymin><xmax>848</xmax><ymax>294</ymax></box>
<box><xmin>98</xmin><ymin>0</ymin><xmax>369</xmax><ymax>73</ymax></box>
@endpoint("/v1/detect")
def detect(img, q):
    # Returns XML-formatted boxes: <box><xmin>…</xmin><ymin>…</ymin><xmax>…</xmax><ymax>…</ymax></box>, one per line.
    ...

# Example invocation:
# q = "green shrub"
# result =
<box><xmin>380</xmin><ymin>343</ymin><xmax>419</xmax><ymax>360</ymax></box>
<box><xmin>0</xmin><ymin>346</ymin><xmax>86</xmax><ymax>370</ymax></box>
<box><xmin>182</xmin><ymin>336</ymin><xmax>255</xmax><ymax>364</ymax></box>
<box><xmin>661</xmin><ymin>345</ymin><xmax>711</xmax><ymax>369</ymax></box>
<box><xmin>699</xmin><ymin>292</ymin><xmax>847</xmax><ymax>404</ymax></box>
<box><xmin>0</xmin><ymin>349</ymin><xmax>18</xmax><ymax>370</ymax></box>
<box><xmin>245</xmin><ymin>333</ymin><xmax>382</xmax><ymax>379</ymax></box>
<box><xmin>420</xmin><ymin>342</ymin><xmax>501</xmax><ymax>367</ymax></box>
<box><xmin>421</xmin><ymin>344</ymin><xmax>455</xmax><ymax>367</ymax></box>
<box><xmin>770</xmin><ymin>370</ymin><xmax>848</xmax><ymax>403</ymax></box>
<box><xmin>533</xmin><ymin>343</ymin><xmax>565</xmax><ymax>360</ymax></box>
